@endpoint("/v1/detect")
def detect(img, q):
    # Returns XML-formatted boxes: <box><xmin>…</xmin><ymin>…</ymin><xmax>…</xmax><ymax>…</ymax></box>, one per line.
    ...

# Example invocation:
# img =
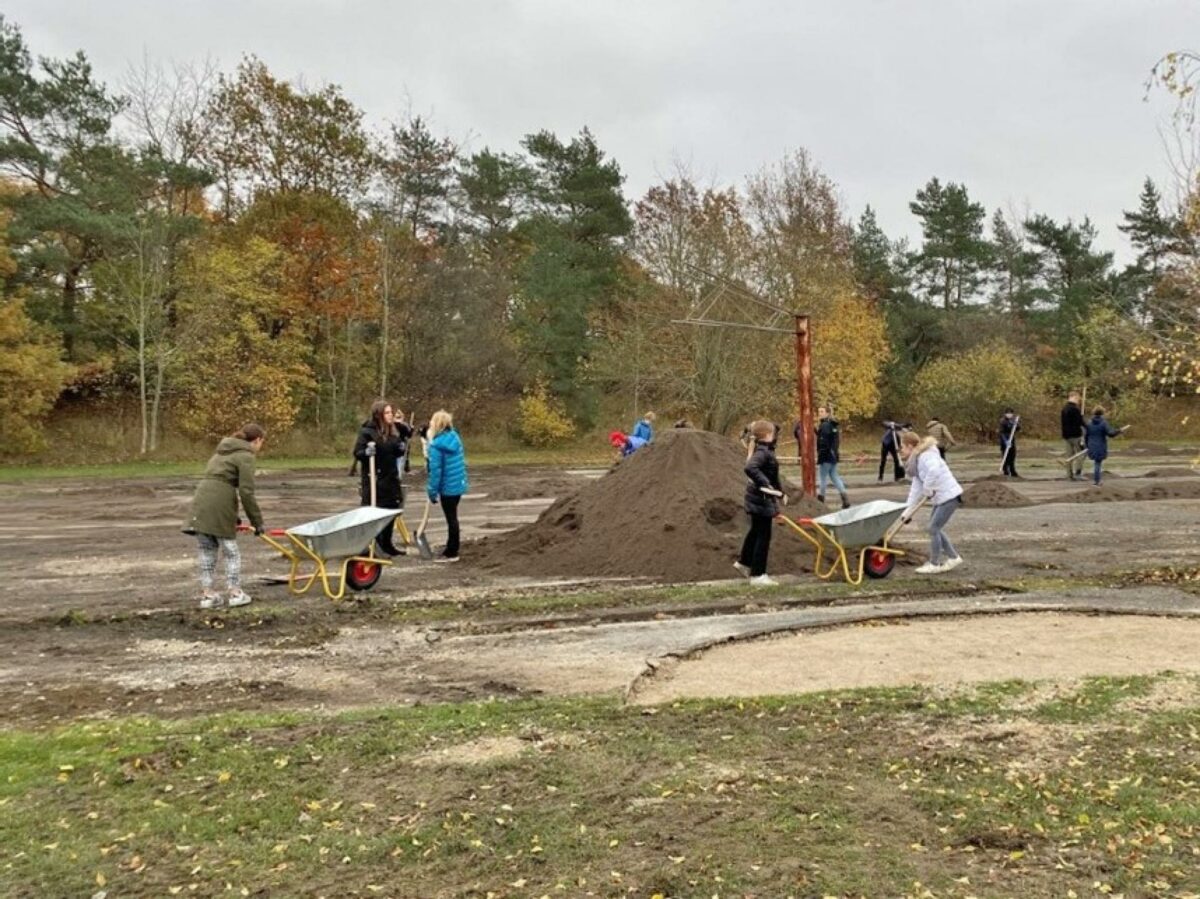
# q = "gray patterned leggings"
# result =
<box><xmin>196</xmin><ymin>533</ymin><xmax>241</xmax><ymax>590</ymax></box>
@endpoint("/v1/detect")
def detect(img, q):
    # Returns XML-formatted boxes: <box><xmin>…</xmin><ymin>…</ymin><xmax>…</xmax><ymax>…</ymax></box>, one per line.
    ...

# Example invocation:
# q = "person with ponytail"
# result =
<box><xmin>186</xmin><ymin>423</ymin><xmax>266</xmax><ymax>609</ymax></box>
<box><xmin>899</xmin><ymin>429</ymin><xmax>964</xmax><ymax>575</ymax></box>
<box><xmin>425</xmin><ymin>409</ymin><xmax>469</xmax><ymax>562</ymax></box>
<box><xmin>735</xmin><ymin>419</ymin><xmax>786</xmax><ymax>587</ymax></box>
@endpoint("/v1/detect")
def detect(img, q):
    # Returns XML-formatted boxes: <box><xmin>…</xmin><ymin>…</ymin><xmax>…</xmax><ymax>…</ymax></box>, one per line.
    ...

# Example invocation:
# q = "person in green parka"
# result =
<box><xmin>185</xmin><ymin>423</ymin><xmax>266</xmax><ymax>609</ymax></box>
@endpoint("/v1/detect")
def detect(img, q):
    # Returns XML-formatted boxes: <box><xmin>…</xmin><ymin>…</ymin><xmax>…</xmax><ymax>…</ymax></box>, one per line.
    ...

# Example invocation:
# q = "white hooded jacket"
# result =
<box><xmin>905</xmin><ymin>436</ymin><xmax>963</xmax><ymax>510</ymax></box>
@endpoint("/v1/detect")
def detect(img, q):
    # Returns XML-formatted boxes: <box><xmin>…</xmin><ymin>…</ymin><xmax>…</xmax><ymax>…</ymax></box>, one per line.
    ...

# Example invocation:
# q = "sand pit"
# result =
<box><xmin>959</xmin><ymin>480</ymin><xmax>1032</xmax><ymax>508</ymax></box>
<box><xmin>634</xmin><ymin>612</ymin><xmax>1200</xmax><ymax>703</ymax></box>
<box><xmin>468</xmin><ymin>429</ymin><xmax>825</xmax><ymax>581</ymax></box>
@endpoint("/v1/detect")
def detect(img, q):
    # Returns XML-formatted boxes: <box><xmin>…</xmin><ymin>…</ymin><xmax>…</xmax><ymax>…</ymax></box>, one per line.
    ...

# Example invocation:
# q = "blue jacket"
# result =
<box><xmin>632</xmin><ymin>419</ymin><xmax>654</xmax><ymax>443</ymax></box>
<box><xmin>1084</xmin><ymin>415</ymin><xmax>1119</xmax><ymax>461</ymax></box>
<box><xmin>426</xmin><ymin>428</ymin><xmax>469</xmax><ymax>500</ymax></box>
<box><xmin>623</xmin><ymin>434</ymin><xmax>648</xmax><ymax>457</ymax></box>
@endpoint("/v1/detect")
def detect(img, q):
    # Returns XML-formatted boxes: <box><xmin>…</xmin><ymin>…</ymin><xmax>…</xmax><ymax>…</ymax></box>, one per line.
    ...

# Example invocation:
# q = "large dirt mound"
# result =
<box><xmin>467</xmin><ymin>429</ymin><xmax>825</xmax><ymax>581</ymax></box>
<box><xmin>960</xmin><ymin>481</ymin><xmax>1032</xmax><ymax>508</ymax></box>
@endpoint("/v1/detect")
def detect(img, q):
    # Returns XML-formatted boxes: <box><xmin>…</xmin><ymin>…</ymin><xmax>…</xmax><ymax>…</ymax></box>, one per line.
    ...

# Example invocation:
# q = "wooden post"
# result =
<box><xmin>795</xmin><ymin>314</ymin><xmax>816</xmax><ymax>497</ymax></box>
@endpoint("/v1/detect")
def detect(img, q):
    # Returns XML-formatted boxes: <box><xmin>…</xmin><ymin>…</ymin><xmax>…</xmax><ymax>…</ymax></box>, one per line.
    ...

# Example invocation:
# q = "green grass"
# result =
<box><xmin>4</xmin><ymin>676</ymin><xmax>1200</xmax><ymax>898</ymax></box>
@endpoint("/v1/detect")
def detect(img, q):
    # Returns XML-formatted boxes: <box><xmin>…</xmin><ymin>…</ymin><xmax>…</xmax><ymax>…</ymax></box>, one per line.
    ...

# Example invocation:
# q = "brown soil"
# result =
<box><xmin>467</xmin><ymin>429</ymin><xmax>825</xmax><ymax>581</ymax></box>
<box><xmin>483</xmin><ymin>476</ymin><xmax>583</xmax><ymax>501</ymax></box>
<box><xmin>1046</xmin><ymin>483</ymin><xmax>1136</xmax><ymax>503</ymax></box>
<box><xmin>959</xmin><ymin>481</ymin><xmax>1032</xmax><ymax>508</ymax></box>
<box><xmin>1143</xmin><ymin>467</ymin><xmax>1199</xmax><ymax>478</ymax></box>
<box><xmin>1134</xmin><ymin>480</ymin><xmax>1200</xmax><ymax>501</ymax></box>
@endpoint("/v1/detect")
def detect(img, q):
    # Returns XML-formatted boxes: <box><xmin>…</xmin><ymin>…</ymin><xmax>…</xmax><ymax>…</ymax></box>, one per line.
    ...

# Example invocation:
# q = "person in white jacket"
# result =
<box><xmin>899</xmin><ymin>431</ymin><xmax>964</xmax><ymax>574</ymax></box>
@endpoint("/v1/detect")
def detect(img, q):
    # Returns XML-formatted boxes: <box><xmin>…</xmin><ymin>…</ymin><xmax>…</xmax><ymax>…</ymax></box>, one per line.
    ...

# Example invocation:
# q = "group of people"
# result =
<box><xmin>740</xmin><ymin>391</ymin><xmax>1126</xmax><ymax>586</ymax></box>
<box><xmin>185</xmin><ymin>401</ymin><xmax>469</xmax><ymax>609</ymax></box>
<box><xmin>738</xmin><ymin>415</ymin><xmax>966</xmax><ymax>586</ymax></box>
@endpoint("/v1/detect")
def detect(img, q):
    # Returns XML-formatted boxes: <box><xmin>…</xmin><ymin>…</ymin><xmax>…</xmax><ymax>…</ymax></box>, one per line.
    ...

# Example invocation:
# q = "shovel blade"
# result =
<box><xmin>415</xmin><ymin>530</ymin><xmax>434</xmax><ymax>561</ymax></box>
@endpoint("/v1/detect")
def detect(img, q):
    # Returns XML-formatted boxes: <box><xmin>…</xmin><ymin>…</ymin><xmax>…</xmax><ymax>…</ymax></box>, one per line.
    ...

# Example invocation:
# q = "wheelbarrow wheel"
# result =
<box><xmin>346</xmin><ymin>559</ymin><xmax>383</xmax><ymax>592</ymax></box>
<box><xmin>863</xmin><ymin>549</ymin><xmax>895</xmax><ymax>579</ymax></box>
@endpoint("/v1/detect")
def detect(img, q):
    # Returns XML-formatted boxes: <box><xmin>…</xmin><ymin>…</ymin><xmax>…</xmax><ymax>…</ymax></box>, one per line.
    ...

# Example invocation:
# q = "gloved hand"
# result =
<box><xmin>254</xmin><ymin>525</ymin><xmax>265</xmax><ymax>536</ymax></box>
<box><xmin>365</xmin><ymin>441</ymin><xmax>377</xmax><ymax>458</ymax></box>
<box><xmin>429</xmin><ymin>495</ymin><xmax>439</xmax><ymax>505</ymax></box>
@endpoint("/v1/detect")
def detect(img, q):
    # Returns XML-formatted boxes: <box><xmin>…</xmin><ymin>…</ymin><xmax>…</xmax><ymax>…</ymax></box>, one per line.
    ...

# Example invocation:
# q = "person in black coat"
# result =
<box><xmin>1060</xmin><ymin>391</ymin><xmax>1085</xmax><ymax>480</ymax></box>
<box><xmin>735</xmin><ymin>420</ymin><xmax>786</xmax><ymax>586</ymax></box>
<box><xmin>353</xmin><ymin>400</ymin><xmax>409</xmax><ymax>556</ymax></box>
<box><xmin>999</xmin><ymin>408</ymin><xmax>1021</xmax><ymax>477</ymax></box>
<box><xmin>815</xmin><ymin>405</ymin><xmax>850</xmax><ymax>508</ymax></box>
<box><xmin>878</xmin><ymin>419</ymin><xmax>909</xmax><ymax>483</ymax></box>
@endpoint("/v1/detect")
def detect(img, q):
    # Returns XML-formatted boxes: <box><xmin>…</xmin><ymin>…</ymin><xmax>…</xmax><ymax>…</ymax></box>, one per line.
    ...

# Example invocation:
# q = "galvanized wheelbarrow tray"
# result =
<box><xmin>776</xmin><ymin>498</ymin><xmax>922</xmax><ymax>585</ymax></box>
<box><xmin>241</xmin><ymin>506</ymin><xmax>399</xmax><ymax>600</ymax></box>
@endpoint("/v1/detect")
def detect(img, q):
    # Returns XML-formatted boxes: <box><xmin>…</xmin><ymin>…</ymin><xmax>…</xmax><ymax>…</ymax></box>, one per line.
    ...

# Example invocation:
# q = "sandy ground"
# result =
<box><xmin>633</xmin><ymin>611</ymin><xmax>1200</xmax><ymax>704</ymax></box>
<box><xmin>0</xmin><ymin>444</ymin><xmax>1197</xmax><ymax>725</ymax></box>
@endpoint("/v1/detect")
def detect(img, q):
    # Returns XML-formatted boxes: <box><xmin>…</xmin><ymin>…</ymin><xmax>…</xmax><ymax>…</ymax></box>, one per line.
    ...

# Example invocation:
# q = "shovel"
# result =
<box><xmin>414</xmin><ymin>499</ymin><xmax>434</xmax><ymax>561</ymax></box>
<box><xmin>998</xmin><ymin>415</ymin><xmax>1020</xmax><ymax>474</ymax></box>
<box><xmin>1061</xmin><ymin>425</ymin><xmax>1130</xmax><ymax>468</ymax></box>
<box><xmin>884</xmin><ymin>495</ymin><xmax>929</xmax><ymax>544</ymax></box>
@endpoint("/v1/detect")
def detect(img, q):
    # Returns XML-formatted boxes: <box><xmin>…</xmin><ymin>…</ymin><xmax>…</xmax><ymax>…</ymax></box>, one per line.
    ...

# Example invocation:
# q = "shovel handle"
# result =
<box><xmin>885</xmin><ymin>495</ymin><xmax>929</xmax><ymax>543</ymax></box>
<box><xmin>417</xmin><ymin>498</ymin><xmax>432</xmax><ymax>536</ymax></box>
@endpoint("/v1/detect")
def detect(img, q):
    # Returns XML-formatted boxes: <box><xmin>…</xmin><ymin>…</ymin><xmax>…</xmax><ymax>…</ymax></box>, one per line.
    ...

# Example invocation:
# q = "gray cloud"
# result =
<box><xmin>11</xmin><ymin>0</ymin><xmax>1195</xmax><ymax>259</ymax></box>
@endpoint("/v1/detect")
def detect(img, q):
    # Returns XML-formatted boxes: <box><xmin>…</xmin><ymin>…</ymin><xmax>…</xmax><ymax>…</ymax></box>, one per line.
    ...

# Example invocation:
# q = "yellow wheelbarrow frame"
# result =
<box><xmin>775</xmin><ymin>515</ymin><xmax>904</xmax><ymax>586</ymax></box>
<box><xmin>241</xmin><ymin>507</ymin><xmax>410</xmax><ymax>601</ymax></box>
<box><xmin>775</xmin><ymin>498</ymin><xmax>925</xmax><ymax>586</ymax></box>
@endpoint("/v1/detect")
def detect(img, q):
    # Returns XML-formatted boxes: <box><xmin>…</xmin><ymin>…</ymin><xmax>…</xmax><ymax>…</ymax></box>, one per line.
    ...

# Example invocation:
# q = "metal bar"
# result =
<box><xmin>681</xmin><ymin>261</ymin><xmax>796</xmax><ymax>316</ymax></box>
<box><xmin>672</xmin><ymin>318</ymin><xmax>793</xmax><ymax>334</ymax></box>
<box><xmin>795</xmin><ymin>314</ymin><xmax>816</xmax><ymax>497</ymax></box>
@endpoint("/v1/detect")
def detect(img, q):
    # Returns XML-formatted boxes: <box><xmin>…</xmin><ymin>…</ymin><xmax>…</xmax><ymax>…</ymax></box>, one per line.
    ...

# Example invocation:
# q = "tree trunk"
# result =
<box><xmin>62</xmin><ymin>267</ymin><xmax>81</xmax><ymax>359</ymax></box>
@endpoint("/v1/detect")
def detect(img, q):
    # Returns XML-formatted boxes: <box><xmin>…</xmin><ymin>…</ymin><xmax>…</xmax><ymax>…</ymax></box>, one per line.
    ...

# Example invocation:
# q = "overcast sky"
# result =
<box><xmin>9</xmin><ymin>0</ymin><xmax>1197</xmax><ymax>260</ymax></box>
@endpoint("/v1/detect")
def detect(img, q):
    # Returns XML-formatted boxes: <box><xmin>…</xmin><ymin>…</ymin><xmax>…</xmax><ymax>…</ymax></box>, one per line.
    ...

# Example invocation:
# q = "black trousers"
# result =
<box><xmin>879</xmin><ymin>444</ymin><xmax>903</xmax><ymax>480</ymax></box>
<box><xmin>441</xmin><ymin>494</ymin><xmax>462</xmax><ymax>558</ymax></box>
<box><xmin>938</xmin><ymin>446</ymin><xmax>946</xmax><ymax>459</ymax></box>
<box><xmin>739</xmin><ymin>513</ymin><xmax>774</xmax><ymax>577</ymax></box>
<box><xmin>1001</xmin><ymin>442</ymin><xmax>1018</xmax><ymax>477</ymax></box>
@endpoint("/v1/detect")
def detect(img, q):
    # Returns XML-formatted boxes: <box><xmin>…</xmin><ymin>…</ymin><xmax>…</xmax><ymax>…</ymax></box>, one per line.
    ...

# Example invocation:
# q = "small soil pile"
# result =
<box><xmin>1134</xmin><ymin>481</ymin><xmax>1200</xmax><ymax>501</ymax></box>
<box><xmin>1047</xmin><ymin>483</ymin><xmax>1135</xmax><ymax>504</ymax></box>
<box><xmin>484</xmin><ymin>476</ymin><xmax>583</xmax><ymax>501</ymax></box>
<box><xmin>1143</xmin><ymin>467</ymin><xmax>1199</xmax><ymax>478</ymax></box>
<box><xmin>959</xmin><ymin>481</ymin><xmax>1032</xmax><ymax>509</ymax></box>
<box><xmin>467</xmin><ymin>429</ymin><xmax>824</xmax><ymax>581</ymax></box>
<box><xmin>972</xmin><ymin>473</ymin><xmax>1023</xmax><ymax>483</ymax></box>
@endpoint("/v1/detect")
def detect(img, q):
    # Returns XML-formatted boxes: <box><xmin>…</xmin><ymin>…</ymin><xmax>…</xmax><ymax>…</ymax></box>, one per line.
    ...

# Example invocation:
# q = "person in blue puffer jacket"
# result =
<box><xmin>1084</xmin><ymin>406</ymin><xmax>1123</xmax><ymax>487</ymax></box>
<box><xmin>425</xmin><ymin>409</ymin><xmax>469</xmax><ymax>562</ymax></box>
<box><xmin>631</xmin><ymin>411</ymin><xmax>656</xmax><ymax>443</ymax></box>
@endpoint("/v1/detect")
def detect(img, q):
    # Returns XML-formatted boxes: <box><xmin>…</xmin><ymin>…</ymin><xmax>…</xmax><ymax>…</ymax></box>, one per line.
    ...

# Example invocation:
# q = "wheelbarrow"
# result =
<box><xmin>239</xmin><ymin>506</ymin><xmax>400</xmax><ymax>600</ymax></box>
<box><xmin>776</xmin><ymin>498</ymin><xmax>923</xmax><ymax>585</ymax></box>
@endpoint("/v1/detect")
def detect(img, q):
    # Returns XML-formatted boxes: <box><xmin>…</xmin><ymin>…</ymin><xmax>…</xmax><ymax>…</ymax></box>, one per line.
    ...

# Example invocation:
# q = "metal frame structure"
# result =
<box><xmin>672</xmin><ymin>265</ymin><xmax>816</xmax><ymax>496</ymax></box>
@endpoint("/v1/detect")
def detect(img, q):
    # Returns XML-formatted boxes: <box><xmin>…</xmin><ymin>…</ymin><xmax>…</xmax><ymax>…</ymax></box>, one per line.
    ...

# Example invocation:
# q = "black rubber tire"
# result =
<box><xmin>863</xmin><ymin>549</ymin><xmax>896</xmax><ymax>579</ymax></box>
<box><xmin>346</xmin><ymin>559</ymin><xmax>383</xmax><ymax>592</ymax></box>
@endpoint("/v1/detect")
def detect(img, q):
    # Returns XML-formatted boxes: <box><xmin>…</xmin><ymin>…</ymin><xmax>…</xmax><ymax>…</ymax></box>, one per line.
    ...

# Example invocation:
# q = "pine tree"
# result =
<box><xmin>852</xmin><ymin>206</ymin><xmax>897</xmax><ymax>303</ymax></box>
<box><xmin>988</xmin><ymin>209</ymin><xmax>1041</xmax><ymax>317</ymax></box>
<box><xmin>908</xmin><ymin>178</ymin><xmax>990</xmax><ymax>309</ymax></box>
<box><xmin>1118</xmin><ymin>178</ymin><xmax>1176</xmax><ymax>278</ymax></box>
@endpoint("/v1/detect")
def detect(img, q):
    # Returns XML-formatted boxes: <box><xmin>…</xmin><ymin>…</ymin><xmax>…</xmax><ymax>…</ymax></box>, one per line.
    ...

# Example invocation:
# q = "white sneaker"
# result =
<box><xmin>941</xmin><ymin>556</ymin><xmax>963</xmax><ymax>571</ymax></box>
<box><xmin>226</xmin><ymin>590</ymin><xmax>252</xmax><ymax>608</ymax></box>
<box><xmin>750</xmin><ymin>574</ymin><xmax>778</xmax><ymax>587</ymax></box>
<box><xmin>914</xmin><ymin>562</ymin><xmax>944</xmax><ymax>574</ymax></box>
<box><xmin>199</xmin><ymin>592</ymin><xmax>223</xmax><ymax>610</ymax></box>
<box><xmin>732</xmin><ymin>561</ymin><xmax>751</xmax><ymax>578</ymax></box>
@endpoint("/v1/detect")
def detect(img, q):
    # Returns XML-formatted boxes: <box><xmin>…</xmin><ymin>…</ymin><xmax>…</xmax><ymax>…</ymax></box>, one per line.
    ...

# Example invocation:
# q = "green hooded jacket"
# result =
<box><xmin>187</xmin><ymin>437</ymin><xmax>263</xmax><ymax>539</ymax></box>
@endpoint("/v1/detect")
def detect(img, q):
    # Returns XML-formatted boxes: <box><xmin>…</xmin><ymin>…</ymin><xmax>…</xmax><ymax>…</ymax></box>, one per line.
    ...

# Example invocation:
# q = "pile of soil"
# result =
<box><xmin>1047</xmin><ymin>484</ymin><xmax>1135</xmax><ymax>504</ymax></box>
<box><xmin>467</xmin><ymin>429</ymin><xmax>826</xmax><ymax>581</ymax></box>
<box><xmin>1143</xmin><ymin>467</ymin><xmax>1199</xmax><ymax>478</ymax></box>
<box><xmin>959</xmin><ymin>481</ymin><xmax>1032</xmax><ymax>508</ymax></box>
<box><xmin>1134</xmin><ymin>481</ymin><xmax>1200</xmax><ymax>501</ymax></box>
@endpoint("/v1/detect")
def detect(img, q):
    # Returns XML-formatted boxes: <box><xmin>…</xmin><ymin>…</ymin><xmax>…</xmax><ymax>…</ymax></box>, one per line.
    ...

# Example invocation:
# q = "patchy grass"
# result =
<box><xmin>3</xmin><ymin>675</ymin><xmax>1200</xmax><ymax>898</ymax></box>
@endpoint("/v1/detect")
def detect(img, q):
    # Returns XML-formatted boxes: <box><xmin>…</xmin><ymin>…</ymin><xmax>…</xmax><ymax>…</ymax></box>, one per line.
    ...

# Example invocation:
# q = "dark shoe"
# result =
<box><xmin>840</xmin><ymin>494</ymin><xmax>851</xmax><ymax>510</ymax></box>
<box><xmin>817</xmin><ymin>494</ymin><xmax>825</xmax><ymax>504</ymax></box>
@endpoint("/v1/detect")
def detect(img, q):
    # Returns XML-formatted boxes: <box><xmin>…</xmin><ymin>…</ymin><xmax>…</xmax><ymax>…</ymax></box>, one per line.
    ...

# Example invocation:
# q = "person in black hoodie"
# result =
<box><xmin>735</xmin><ymin>420</ymin><xmax>786</xmax><ymax>587</ymax></box>
<box><xmin>1060</xmin><ymin>391</ymin><xmax>1085</xmax><ymax>480</ymax></box>
<box><xmin>999</xmin><ymin>408</ymin><xmax>1021</xmax><ymax>477</ymax></box>
<box><xmin>878</xmin><ymin>419</ymin><xmax>909</xmax><ymax>483</ymax></box>
<box><xmin>816</xmin><ymin>405</ymin><xmax>851</xmax><ymax>508</ymax></box>
<box><xmin>352</xmin><ymin>400</ymin><xmax>409</xmax><ymax>556</ymax></box>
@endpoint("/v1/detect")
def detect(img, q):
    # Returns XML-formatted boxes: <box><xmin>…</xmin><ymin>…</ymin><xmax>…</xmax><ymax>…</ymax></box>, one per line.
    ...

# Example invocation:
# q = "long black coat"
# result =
<box><xmin>354</xmin><ymin>421</ymin><xmax>410</xmax><ymax>509</ymax></box>
<box><xmin>744</xmin><ymin>442</ymin><xmax>783</xmax><ymax>517</ymax></box>
<box><xmin>815</xmin><ymin>418</ymin><xmax>840</xmax><ymax>464</ymax></box>
<box><xmin>1061</xmin><ymin>402</ymin><xmax>1084</xmax><ymax>440</ymax></box>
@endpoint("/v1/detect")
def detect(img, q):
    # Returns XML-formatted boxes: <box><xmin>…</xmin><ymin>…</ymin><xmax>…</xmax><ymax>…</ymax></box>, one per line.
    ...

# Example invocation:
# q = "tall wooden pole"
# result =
<box><xmin>795</xmin><ymin>314</ymin><xmax>815</xmax><ymax>496</ymax></box>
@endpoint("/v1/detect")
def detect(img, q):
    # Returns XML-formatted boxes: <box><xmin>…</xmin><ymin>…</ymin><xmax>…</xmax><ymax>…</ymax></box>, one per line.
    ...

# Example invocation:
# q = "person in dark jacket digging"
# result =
<box><xmin>816</xmin><ymin>405</ymin><xmax>851</xmax><ymax>508</ymax></box>
<box><xmin>186</xmin><ymin>423</ymin><xmax>266</xmax><ymax>609</ymax></box>
<box><xmin>353</xmin><ymin>400</ymin><xmax>407</xmax><ymax>556</ymax></box>
<box><xmin>1060</xmin><ymin>391</ymin><xmax>1085</xmax><ymax>480</ymax></box>
<box><xmin>878</xmin><ymin>419</ymin><xmax>909</xmax><ymax>482</ymax></box>
<box><xmin>735</xmin><ymin>419</ymin><xmax>786</xmax><ymax>587</ymax></box>
<box><xmin>1084</xmin><ymin>406</ymin><xmax>1124</xmax><ymax>487</ymax></box>
<box><xmin>999</xmin><ymin>408</ymin><xmax>1021</xmax><ymax>478</ymax></box>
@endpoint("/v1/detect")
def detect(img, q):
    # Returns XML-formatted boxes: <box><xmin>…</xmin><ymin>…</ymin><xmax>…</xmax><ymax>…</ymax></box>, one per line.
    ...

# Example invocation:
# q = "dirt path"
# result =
<box><xmin>633</xmin><ymin>610</ymin><xmax>1200</xmax><ymax>704</ymax></box>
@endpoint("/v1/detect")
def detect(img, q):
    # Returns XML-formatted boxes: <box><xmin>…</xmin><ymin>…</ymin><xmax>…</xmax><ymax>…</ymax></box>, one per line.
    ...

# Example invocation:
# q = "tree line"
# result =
<box><xmin>0</xmin><ymin>16</ymin><xmax>1195</xmax><ymax>457</ymax></box>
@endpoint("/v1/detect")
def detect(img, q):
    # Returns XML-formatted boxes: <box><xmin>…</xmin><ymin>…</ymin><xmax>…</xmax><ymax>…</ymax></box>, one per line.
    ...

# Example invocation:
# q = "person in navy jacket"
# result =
<box><xmin>1084</xmin><ymin>406</ymin><xmax>1123</xmax><ymax>487</ymax></box>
